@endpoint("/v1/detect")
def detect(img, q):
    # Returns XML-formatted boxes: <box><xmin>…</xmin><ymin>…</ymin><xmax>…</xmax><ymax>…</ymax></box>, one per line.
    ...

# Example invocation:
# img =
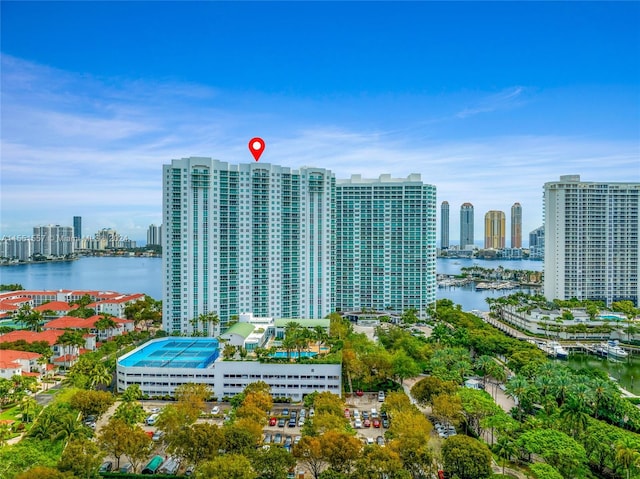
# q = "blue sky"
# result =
<box><xmin>1</xmin><ymin>1</ymin><xmax>639</xmax><ymax>244</ymax></box>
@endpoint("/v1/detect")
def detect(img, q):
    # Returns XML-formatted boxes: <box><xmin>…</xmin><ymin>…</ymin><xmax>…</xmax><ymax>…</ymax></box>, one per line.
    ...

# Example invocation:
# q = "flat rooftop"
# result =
<box><xmin>118</xmin><ymin>338</ymin><xmax>219</xmax><ymax>369</ymax></box>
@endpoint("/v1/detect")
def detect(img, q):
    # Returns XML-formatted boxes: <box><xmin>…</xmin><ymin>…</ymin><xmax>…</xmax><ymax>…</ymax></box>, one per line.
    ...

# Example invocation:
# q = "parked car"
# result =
<box><xmin>152</xmin><ymin>431</ymin><xmax>164</xmax><ymax>442</ymax></box>
<box><xmin>264</xmin><ymin>434</ymin><xmax>272</xmax><ymax>444</ymax></box>
<box><xmin>309</xmin><ymin>408</ymin><xmax>315</xmax><ymax>417</ymax></box>
<box><xmin>382</xmin><ymin>419</ymin><xmax>390</xmax><ymax>428</ymax></box>
<box><xmin>290</xmin><ymin>410</ymin><xmax>297</xmax><ymax>419</ymax></box>
<box><xmin>288</xmin><ymin>418</ymin><xmax>296</xmax><ymax>428</ymax></box>
<box><xmin>344</xmin><ymin>408</ymin><xmax>350</xmax><ymax>418</ymax></box>
<box><xmin>98</xmin><ymin>462</ymin><xmax>113</xmax><ymax>473</ymax></box>
<box><xmin>366</xmin><ymin>437</ymin><xmax>374</xmax><ymax>445</ymax></box>
<box><xmin>294</xmin><ymin>435</ymin><xmax>302</xmax><ymax>445</ymax></box>
<box><xmin>373</xmin><ymin>419</ymin><xmax>381</xmax><ymax>428</ymax></box>
<box><xmin>364</xmin><ymin>419</ymin><xmax>371</xmax><ymax>427</ymax></box>
<box><xmin>211</xmin><ymin>406</ymin><xmax>220</xmax><ymax>415</ymax></box>
<box><xmin>378</xmin><ymin>391</ymin><xmax>385</xmax><ymax>402</ymax></box>
<box><xmin>269</xmin><ymin>417</ymin><xmax>277</xmax><ymax>426</ymax></box>
<box><xmin>278</xmin><ymin>418</ymin><xmax>285</xmax><ymax>428</ymax></box>
<box><xmin>362</xmin><ymin>411</ymin><xmax>369</xmax><ymax>420</ymax></box>
<box><xmin>119</xmin><ymin>463</ymin><xmax>133</xmax><ymax>474</ymax></box>
<box><xmin>370</xmin><ymin>408</ymin><xmax>378</xmax><ymax>419</ymax></box>
<box><xmin>298</xmin><ymin>417</ymin><xmax>305</xmax><ymax>427</ymax></box>
<box><xmin>282</xmin><ymin>408</ymin><xmax>290</xmax><ymax>417</ymax></box>
<box><xmin>274</xmin><ymin>433</ymin><xmax>283</xmax><ymax>444</ymax></box>
<box><xmin>354</xmin><ymin>419</ymin><xmax>363</xmax><ymax>429</ymax></box>
<box><xmin>376</xmin><ymin>436</ymin><xmax>385</xmax><ymax>446</ymax></box>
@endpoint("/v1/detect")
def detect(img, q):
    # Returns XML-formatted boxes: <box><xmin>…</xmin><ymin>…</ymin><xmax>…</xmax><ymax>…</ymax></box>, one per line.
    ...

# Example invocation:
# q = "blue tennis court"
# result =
<box><xmin>118</xmin><ymin>338</ymin><xmax>219</xmax><ymax>368</ymax></box>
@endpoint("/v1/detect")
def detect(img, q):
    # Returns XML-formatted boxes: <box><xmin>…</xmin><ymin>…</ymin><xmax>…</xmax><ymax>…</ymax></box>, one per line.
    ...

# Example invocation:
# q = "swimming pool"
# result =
<box><xmin>269</xmin><ymin>351</ymin><xmax>318</xmax><ymax>359</ymax></box>
<box><xmin>118</xmin><ymin>338</ymin><xmax>219</xmax><ymax>368</ymax></box>
<box><xmin>599</xmin><ymin>315</ymin><xmax>625</xmax><ymax>321</ymax></box>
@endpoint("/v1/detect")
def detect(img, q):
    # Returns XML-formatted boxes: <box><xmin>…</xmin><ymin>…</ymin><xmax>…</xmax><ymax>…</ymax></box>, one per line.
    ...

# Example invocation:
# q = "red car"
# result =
<box><xmin>344</xmin><ymin>408</ymin><xmax>351</xmax><ymax>418</ymax></box>
<box><xmin>373</xmin><ymin>419</ymin><xmax>381</xmax><ymax>428</ymax></box>
<box><xmin>363</xmin><ymin>419</ymin><xmax>371</xmax><ymax>427</ymax></box>
<box><xmin>269</xmin><ymin>417</ymin><xmax>277</xmax><ymax>426</ymax></box>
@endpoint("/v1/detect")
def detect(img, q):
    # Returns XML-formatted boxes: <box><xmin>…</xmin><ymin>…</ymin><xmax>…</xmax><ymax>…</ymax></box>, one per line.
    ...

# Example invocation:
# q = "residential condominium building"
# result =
<box><xmin>147</xmin><ymin>224</ymin><xmax>162</xmax><ymax>246</ymax></box>
<box><xmin>163</xmin><ymin>158</ymin><xmax>438</xmax><ymax>336</ymax></box>
<box><xmin>163</xmin><ymin>158</ymin><xmax>335</xmax><ymax>335</ymax></box>
<box><xmin>460</xmin><ymin>203</ymin><xmax>474</xmax><ymax>249</ymax></box>
<box><xmin>544</xmin><ymin>175</ymin><xmax>640</xmax><ymax>306</ymax></box>
<box><xmin>440</xmin><ymin>201</ymin><xmax>450</xmax><ymax>249</ymax></box>
<box><xmin>511</xmin><ymin>202</ymin><xmax>522</xmax><ymax>248</ymax></box>
<box><xmin>484</xmin><ymin>210</ymin><xmax>506</xmax><ymax>249</ymax></box>
<box><xmin>335</xmin><ymin>174</ymin><xmax>436</xmax><ymax>313</ymax></box>
<box><xmin>529</xmin><ymin>226</ymin><xmax>544</xmax><ymax>260</ymax></box>
<box><xmin>33</xmin><ymin>225</ymin><xmax>74</xmax><ymax>257</ymax></box>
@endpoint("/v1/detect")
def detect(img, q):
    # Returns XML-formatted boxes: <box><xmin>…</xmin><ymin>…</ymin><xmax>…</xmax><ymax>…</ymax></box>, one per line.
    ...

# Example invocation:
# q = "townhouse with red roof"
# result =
<box><xmin>0</xmin><ymin>350</ymin><xmax>43</xmax><ymax>380</ymax></box>
<box><xmin>0</xmin><ymin>329</ymin><xmax>85</xmax><ymax>367</ymax></box>
<box><xmin>43</xmin><ymin>314</ymin><xmax>133</xmax><ymax>342</ymax></box>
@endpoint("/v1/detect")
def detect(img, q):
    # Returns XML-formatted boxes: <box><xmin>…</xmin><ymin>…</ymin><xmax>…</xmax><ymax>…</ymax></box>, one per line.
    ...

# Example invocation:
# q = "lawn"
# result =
<box><xmin>0</xmin><ymin>406</ymin><xmax>20</xmax><ymax>422</ymax></box>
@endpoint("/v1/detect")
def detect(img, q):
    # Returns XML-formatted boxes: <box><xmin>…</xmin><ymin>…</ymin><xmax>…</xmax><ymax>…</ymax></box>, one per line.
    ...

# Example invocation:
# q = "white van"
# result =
<box><xmin>378</xmin><ymin>391</ymin><xmax>385</xmax><ymax>402</ymax></box>
<box><xmin>146</xmin><ymin>413</ymin><xmax>159</xmax><ymax>426</ymax></box>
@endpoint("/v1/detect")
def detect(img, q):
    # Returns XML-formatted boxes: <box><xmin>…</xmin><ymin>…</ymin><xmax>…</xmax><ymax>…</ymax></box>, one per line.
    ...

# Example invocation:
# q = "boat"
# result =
<box><xmin>548</xmin><ymin>341</ymin><xmax>568</xmax><ymax>359</ymax></box>
<box><xmin>601</xmin><ymin>340</ymin><xmax>628</xmax><ymax>359</ymax></box>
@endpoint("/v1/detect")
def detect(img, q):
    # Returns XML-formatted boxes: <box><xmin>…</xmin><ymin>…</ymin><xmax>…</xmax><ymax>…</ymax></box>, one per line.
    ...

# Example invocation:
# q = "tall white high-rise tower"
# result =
<box><xmin>544</xmin><ymin>175</ymin><xmax>639</xmax><ymax>306</ymax></box>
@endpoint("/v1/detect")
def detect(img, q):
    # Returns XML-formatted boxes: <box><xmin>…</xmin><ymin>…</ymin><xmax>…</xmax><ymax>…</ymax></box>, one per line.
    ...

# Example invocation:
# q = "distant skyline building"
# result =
<box><xmin>484</xmin><ymin>210</ymin><xmax>506</xmax><ymax>249</ymax></box>
<box><xmin>544</xmin><ymin>175</ymin><xmax>639</xmax><ymax>306</ymax></box>
<box><xmin>529</xmin><ymin>225</ymin><xmax>544</xmax><ymax>260</ymax></box>
<box><xmin>440</xmin><ymin>201</ymin><xmax>450</xmax><ymax>249</ymax></box>
<box><xmin>33</xmin><ymin>225</ymin><xmax>74</xmax><ymax>257</ymax></box>
<box><xmin>335</xmin><ymin>174</ymin><xmax>436</xmax><ymax>313</ymax></box>
<box><xmin>511</xmin><ymin>202</ymin><xmax>522</xmax><ymax>248</ymax></box>
<box><xmin>162</xmin><ymin>158</ymin><xmax>437</xmax><ymax>336</ymax></box>
<box><xmin>147</xmin><ymin>224</ymin><xmax>162</xmax><ymax>246</ymax></box>
<box><xmin>73</xmin><ymin>216</ymin><xmax>82</xmax><ymax>240</ymax></box>
<box><xmin>0</xmin><ymin>236</ymin><xmax>34</xmax><ymax>261</ymax></box>
<box><xmin>460</xmin><ymin>203</ymin><xmax>474</xmax><ymax>249</ymax></box>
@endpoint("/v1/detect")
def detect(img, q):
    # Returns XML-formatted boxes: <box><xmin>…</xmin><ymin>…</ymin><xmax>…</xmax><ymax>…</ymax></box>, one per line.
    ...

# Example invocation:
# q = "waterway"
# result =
<box><xmin>562</xmin><ymin>354</ymin><xmax>640</xmax><ymax>395</ymax></box>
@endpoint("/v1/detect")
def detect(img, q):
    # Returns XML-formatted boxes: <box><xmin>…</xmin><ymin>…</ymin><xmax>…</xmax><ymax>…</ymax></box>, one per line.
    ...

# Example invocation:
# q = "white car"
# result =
<box><xmin>211</xmin><ymin>406</ymin><xmax>220</xmax><ymax>415</ymax></box>
<box><xmin>354</xmin><ymin>419</ymin><xmax>363</xmax><ymax>429</ymax></box>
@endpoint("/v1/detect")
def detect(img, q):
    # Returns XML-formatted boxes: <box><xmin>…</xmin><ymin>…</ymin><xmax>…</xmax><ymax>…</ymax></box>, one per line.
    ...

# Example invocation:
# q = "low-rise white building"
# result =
<box><xmin>116</xmin><ymin>337</ymin><xmax>341</xmax><ymax>400</ymax></box>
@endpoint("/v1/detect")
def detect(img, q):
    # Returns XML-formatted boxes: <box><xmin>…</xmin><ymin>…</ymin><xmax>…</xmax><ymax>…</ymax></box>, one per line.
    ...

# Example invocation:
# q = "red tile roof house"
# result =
<box><xmin>0</xmin><ymin>350</ymin><xmax>43</xmax><ymax>380</ymax></box>
<box><xmin>0</xmin><ymin>330</ymin><xmax>84</xmax><ymax>368</ymax></box>
<box><xmin>43</xmin><ymin>315</ymin><xmax>133</xmax><ymax>342</ymax></box>
<box><xmin>33</xmin><ymin>301</ymin><xmax>77</xmax><ymax>318</ymax></box>
<box><xmin>87</xmin><ymin>293</ymin><xmax>145</xmax><ymax>318</ymax></box>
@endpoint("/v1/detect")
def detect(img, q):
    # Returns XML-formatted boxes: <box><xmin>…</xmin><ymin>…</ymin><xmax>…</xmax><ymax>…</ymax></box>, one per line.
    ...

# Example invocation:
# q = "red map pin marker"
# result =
<box><xmin>248</xmin><ymin>137</ymin><xmax>265</xmax><ymax>161</ymax></box>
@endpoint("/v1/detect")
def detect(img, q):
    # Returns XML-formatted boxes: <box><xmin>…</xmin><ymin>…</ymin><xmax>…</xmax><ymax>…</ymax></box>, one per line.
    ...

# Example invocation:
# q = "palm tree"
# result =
<box><xmin>58</xmin><ymin>330</ymin><xmax>85</xmax><ymax>369</ymax></box>
<box><xmin>14</xmin><ymin>304</ymin><xmax>44</xmax><ymax>332</ymax></box>
<box><xmin>95</xmin><ymin>315</ymin><xmax>118</xmax><ymax>341</ymax></box>
<box><xmin>560</xmin><ymin>397</ymin><xmax>590</xmax><ymax>438</ymax></box>
<box><xmin>89</xmin><ymin>362</ymin><xmax>112</xmax><ymax>389</ymax></box>
<box><xmin>493</xmin><ymin>436</ymin><xmax>517</xmax><ymax>475</ymax></box>
<box><xmin>19</xmin><ymin>396</ymin><xmax>39</xmax><ymax>423</ymax></box>
<box><xmin>313</xmin><ymin>325</ymin><xmax>329</xmax><ymax>350</ymax></box>
<box><xmin>616</xmin><ymin>437</ymin><xmax>640</xmax><ymax>479</ymax></box>
<box><xmin>475</xmin><ymin>355</ymin><xmax>494</xmax><ymax>388</ymax></box>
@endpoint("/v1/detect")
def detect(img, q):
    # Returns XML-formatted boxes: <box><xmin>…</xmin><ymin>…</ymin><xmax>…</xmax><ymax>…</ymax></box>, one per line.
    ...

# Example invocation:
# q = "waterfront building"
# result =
<box><xmin>147</xmin><ymin>224</ymin><xmax>162</xmax><ymax>246</ymax></box>
<box><xmin>544</xmin><ymin>175</ymin><xmax>640</xmax><ymax>306</ymax></box>
<box><xmin>440</xmin><ymin>201</ymin><xmax>450</xmax><ymax>249</ymax></box>
<box><xmin>511</xmin><ymin>202</ymin><xmax>522</xmax><ymax>248</ymax></box>
<box><xmin>335</xmin><ymin>174</ymin><xmax>436</xmax><ymax>313</ymax></box>
<box><xmin>0</xmin><ymin>236</ymin><xmax>34</xmax><ymax>262</ymax></box>
<box><xmin>529</xmin><ymin>226</ymin><xmax>544</xmax><ymax>260</ymax></box>
<box><xmin>484</xmin><ymin>210</ymin><xmax>506</xmax><ymax>249</ymax></box>
<box><xmin>116</xmin><ymin>337</ymin><xmax>341</xmax><ymax>400</ymax></box>
<box><xmin>73</xmin><ymin>216</ymin><xmax>82</xmax><ymax>240</ymax></box>
<box><xmin>163</xmin><ymin>158</ymin><xmax>335</xmax><ymax>335</ymax></box>
<box><xmin>33</xmin><ymin>225</ymin><xmax>74</xmax><ymax>257</ymax></box>
<box><xmin>459</xmin><ymin>203</ymin><xmax>474</xmax><ymax>249</ymax></box>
